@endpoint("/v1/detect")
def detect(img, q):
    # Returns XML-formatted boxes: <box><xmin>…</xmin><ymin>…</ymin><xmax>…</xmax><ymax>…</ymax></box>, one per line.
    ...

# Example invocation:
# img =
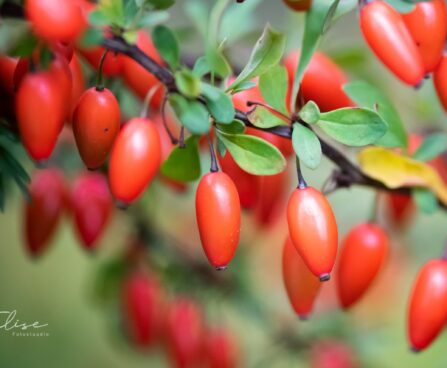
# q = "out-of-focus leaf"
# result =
<box><xmin>298</xmin><ymin>101</ymin><xmax>320</xmax><ymax>125</ymax></box>
<box><xmin>144</xmin><ymin>0</ymin><xmax>175</xmax><ymax>10</ymax></box>
<box><xmin>292</xmin><ymin>123</ymin><xmax>322</xmax><ymax>170</ymax></box>
<box><xmin>79</xmin><ymin>28</ymin><xmax>104</xmax><ymax>48</ymax></box>
<box><xmin>152</xmin><ymin>25</ymin><xmax>179</xmax><ymax>70</ymax></box>
<box><xmin>412</xmin><ymin>188</ymin><xmax>439</xmax><ymax>214</ymax></box>
<box><xmin>259</xmin><ymin>64</ymin><xmax>288</xmax><ymax>114</ymax></box>
<box><xmin>412</xmin><ymin>133</ymin><xmax>447</xmax><ymax>162</ymax></box>
<box><xmin>205</xmin><ymin>46</ymin><xmax>231</xmax><ymax>78</ymax></box>
<box><xmin>168</xmin><ymin>94</ymin><xmax>211</xmax><ymax>134</ymax></box>
<box><xmin>192</xmin><ymin>56</ymin><xmax>211</xmax><ymax>77</ymax></box>
<box><xmin>230</xmin><ymin>81</ymin><xmax>257</xmax><ymax>95</ymax></box>
<box><xmin>184</xmin><ymin>0</ymin><xmax>209</xmax><ymax>41</ymax></box>
<box><xmin>10</xmin><ymin>34</ymin><xmax>38</xmax><ymax>57</ymax></box>
<box><xmin>174</xmin><ymin>69</ymin><xmax>201</xmax><ymax>98</ymax></box>
<box><xmin>201</xmin><ymin>83</ymin><xmax>235</xmax><ymax>124</ymax></box>
<box><xmin>358</xmin><ymin>147</ymin><xmax>447</xmax><ymax>205</ymax></box>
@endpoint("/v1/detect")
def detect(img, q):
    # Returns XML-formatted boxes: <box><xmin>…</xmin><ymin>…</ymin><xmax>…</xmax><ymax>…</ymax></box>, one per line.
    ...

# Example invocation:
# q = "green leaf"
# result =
<box><xmin>99</xmin><ymin>0</ymin><xmax>125</xmax><ymax>26</ymax></box>
<box><xmin>168</xmin><ymin>94</ymin><xmax>211</xmax><ymax>134</ymax></box>
<box><xmin>152</xmin><ymin>25</ymin><xmax>180</xmax><ymax>70</ymax></box>
<box><xmin>412</xmin><ymin>133</ymin><xmax>447</xmax><ymax>162</ymax></box>
<box><xmin>136</xmin><ymin>11</ymin><xmax>170</xmax><ymax>27</ymax></box>
<box><xmin>161</xmin><ymin>136</ymin><xmax>201</xmax><ymax>182</ymax></box>
<box><xmin>184</xmin><ymin>0</ymin><xmax>209</xmax><ymax>41</ymax></box>
<box><xmin>88</xmin><ymin>9</ymin><xmax>110</xmax><ymax>26</ymax></box>
<box><xmin>174</xmin><ymin>70</ymin><xmax>201</xmax><ymax>98</ymax></box>
<box><xmin>289</xmin><ymin>0</ymin><xmax>340</xmax><ymax>112</ymax></box>
<box><xmin>122</xmin><ymin>30</ymin><xmax>138</xmax><ymax>44</ymax></box>
<box><xmin>230</xmin><ymin>81</ymin><xmax>257</xmax><ymax>94</ymax></box>
<box><xmin>79</xmin><ymin>28</ymin><xmax>104</xmax><ymax>48</ymax></box>
<box><xmin>259</xmin><ymin>65</ymin><xmax>288</xmax><ymax>114</ymax></box>
<box><xmin>192</xmin><ymin>56</ymin><xmax>211</xmax><ymax>77</ymax></box>
<box><xmin>205</xmin><ymin>46</ymin><xmax>232</xmax><ymax>78</ymax></box>
<box><xmin>201</xmin><ymin>83</ymin><xmax>235</xmax><ymax>124</ymax></box>
<box><xmin>317</xmin><ymin>108</ymin><xmax>388</xmax><ymax>146</ymax></box>
<box><xmin>227</xmin><ymin>24</ymin><xmax>285</xmax><ymax>92</ymax></box>
<box><xmin>292</xmin><ymin>124</ymin><xmax>322</xmax><ymax>170</ymax></box>
<box><xmin>216</xmin><ymin>131</ymin><xmax>286</xmax><ymax>175</ymax></box>
<box><xmin>247</xmin><ymin>106</ymin><xmax>287</xmax><ymax>129</ymax></box>
<box><xmin>298</xmin><ymin>101</ymin><xmax>320</xmax><ymax>125</ymax></box>
<box><xmin>216</xmin><ymin>136</ymin><xmax>226</xmax><ymax>158</ymax></box>
<box><xmin>343</xmin><ymin>80</ymin><xmax>407</xmax><ymax>148</ymax></box>
<box><xmin>385</xmin><ymin>0</ymin><xmax>415</xmax><ymax>13</ymax></box>
<box><xmin>412</xmin><ymin>188</ymin><xmax>438</xmax><ymax>214</ymax></box>
<box><xmin>10</xmin><ymin>34</ymin><xmax>38</xmax><ymax>57</ymax></box>
<box><xmin>145</xmin><ymin>0</ymin><xmax>175</xmax><ymax>10</ymax></box>
<box><xmin>216</xmin><ymin>120</ymin><xmax>245</xmax><ymax>134</ymax></box>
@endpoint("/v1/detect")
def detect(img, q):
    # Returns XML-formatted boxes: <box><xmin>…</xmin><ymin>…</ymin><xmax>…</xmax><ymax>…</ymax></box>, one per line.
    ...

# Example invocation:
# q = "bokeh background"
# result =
<box><xmin>1</xmin><ymin>0</ymin><xmax>447</xmax><ymax>367</ymax></box>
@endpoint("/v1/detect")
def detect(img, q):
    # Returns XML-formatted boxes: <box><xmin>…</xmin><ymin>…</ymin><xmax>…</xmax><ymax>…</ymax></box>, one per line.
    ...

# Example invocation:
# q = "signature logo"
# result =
<box><xmin>0</xmin><ymin>310</ymin><xmax>49</xmax><ymax>337</ymax></box>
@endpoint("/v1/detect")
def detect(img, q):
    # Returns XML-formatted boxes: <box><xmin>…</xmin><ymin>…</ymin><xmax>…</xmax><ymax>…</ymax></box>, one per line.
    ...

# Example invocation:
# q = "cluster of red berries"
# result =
<box><xmin>121</xmin><ymin>270</ymin><xmax>239</xmax><ymax>367</ymax></box>
<box><xmin>360</xmin><ymin>0</ymin><xmax>447</xmax><ymax>111</ymax></box>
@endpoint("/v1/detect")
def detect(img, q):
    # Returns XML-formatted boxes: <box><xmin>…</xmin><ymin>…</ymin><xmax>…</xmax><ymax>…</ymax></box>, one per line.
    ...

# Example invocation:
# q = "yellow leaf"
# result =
<box><xmin>358</xmin><ymin>147</ymin><xmax>447</xmax><ymax>205</ymax></box>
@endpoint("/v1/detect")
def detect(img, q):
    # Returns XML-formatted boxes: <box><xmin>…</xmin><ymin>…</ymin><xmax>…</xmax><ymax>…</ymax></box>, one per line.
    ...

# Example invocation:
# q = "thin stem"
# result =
<box><xmin>95</xmin><ymin>50</ymin><xmax>109</xmax><ymax>91</ymax></box>
<box><xmin>295</xmin><ymin>157</ymin><xmax>307</xmax><ymax>189</ymax></box>
<box><xmin>208</xmin><ymin>134</ymin><xmax>219</xmax><ymax>173</ymax></box>
<box><xmin>140</xmin><ymin>83</ymin><xmax>162</xmax><ymax>118</ymax></box>
<box><xmin>161</xmin><ymin>95</ymin><xmax>178</xmax><ymax>145</ymax></box>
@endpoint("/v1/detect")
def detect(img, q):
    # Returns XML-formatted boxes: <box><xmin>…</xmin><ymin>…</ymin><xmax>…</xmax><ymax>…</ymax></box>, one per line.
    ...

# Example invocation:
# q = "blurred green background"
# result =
<box><xmin>1</xmin><ymin>0</ymin><xmax>447</xmax><ymax>367</ymax></box>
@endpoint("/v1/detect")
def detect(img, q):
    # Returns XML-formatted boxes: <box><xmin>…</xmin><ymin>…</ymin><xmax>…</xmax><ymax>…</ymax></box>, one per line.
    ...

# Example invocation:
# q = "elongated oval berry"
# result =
<box><xmin>385</xmin><ymin>192</ymin><xmax>414</xmax><ymax>227</ymax></box>
<box><xmin>121</xmin><ymin>272</ymin><xmax>163</xmax><ymax>347</ymax></box>
<box><xmin>79</xmin><ymin>46</ymin><xmax>124</xmax><ymax>76</ymax></box>
<box><xmin>109</xmin><ymin>118</ymin><xmax>161</xmax><ymax>205</ymax></box>
<box><xmin>287</xmin><ymin>186</ymin><xmax>338</xmax><ymax>281</ymax></box>
<box><xmin>284</xmin><ymin>51</ymin><xmax>353</xmax><ymax>112</ymax></box>
<box><xmin>122</xmin><ymin>31</ymin><xmax>165</xmax><ymax>109</ymax></box>
<box><xmin>403</xmin><ymin>0</ymin><xmax>447</xmax><ymax>74</ymax></box>
<box><xmin>434</xmin><ymin>53</ymin><xmax>447</xmax><ymax>112</ymax></box>
<box><xmin>166</xmin><ymin>299</ymin><xmax>204</xmax><ymax>368</ymax></box>
<box><xmin>24</xmin><ymin>169</ymin><xmax>66</xmax><ymax>256</ymax></box>
<box><xmin>283</xmin><ymin>0</ymin><xmax>312</xmax><ymax>12</ymax></box>
<box><xmin>218</xmin><ymin>152</ymin><xmax>259</xmax><ymax>210</ymax></box>
<box><xmin>73</xmin><ymin>87</ymin><xmax>120</xmax><ymax>169</ymax></box>
<box><xmin>282</xmin><ymin>236</ymin><xmax>321</xmax><ymax>320</ymax></box>
<box><xmin>408</xmin><ymin>259</ymin><xmax>447</xmax><ymax>352</ymax></box>
<box><xmin>71</xmin><ymin>173</ymin><xmax>113</xmax><ymax>250</ymax></box>
<box><xmin>50</xmin><ymin>55</ymin><xmax>73</xmax><ymax>121</ymax></box>
<box><xmin>15</xmin><ymin>70</ymin><xmax>64</xmax><ymax>161</ymax></box>
<box><xmin>196</xmin><ymin>172</ymin><xmax>241</xmax><ymax>269</ymax></box>
<box><xmin>336</xmin><ymin>223</ymin><xmax>389</xmax><ymax>309</ymax></box>
<box><xmin>205</xmin><ymin>328</ymin><xmax>238</xmax><ymax>368</ymax></box>
<box><xmin>25</xmin><ymin>0</ymin><xmax>86</xmax><ymax>42</ymax></box>
<box><xmin>360</xmin><ymin>1</ymin><xmax>424</xmax><ymax>86</ymax></box>
<box><xmin>69</xmin><ymin>53</ymin><xmax>85</xmax><ymax>118</ymax></box>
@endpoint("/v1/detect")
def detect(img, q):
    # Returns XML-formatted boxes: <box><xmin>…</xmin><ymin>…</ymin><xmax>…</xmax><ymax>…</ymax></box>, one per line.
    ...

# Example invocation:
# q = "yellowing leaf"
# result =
<box><xmin>358</xmin><ymin>147</ymin><xmax>447</xmax><ymax>205</ymax></box>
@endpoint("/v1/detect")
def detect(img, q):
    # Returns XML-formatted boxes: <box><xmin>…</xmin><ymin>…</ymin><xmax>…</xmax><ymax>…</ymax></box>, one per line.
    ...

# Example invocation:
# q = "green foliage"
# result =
<box><xmin>152</xmin><ymin>25</ymin><xmax>180</xmax><ymax>70</ymax></box>
<box><xmin>259</xmin><ymin>65</ymin><xmax>288</xmax><ymax>114</ymax></box>
<box><xmin>201</xmin><ymin>83</ymin><xmax>235</xmax><ymax>124</ymax></box>
<box><xmin>317</xmin><ymin>108</ymin><xmax>388</xmax><ymax>147</ymax></box>
<box><xmin>174</xmin><ymin>69</ymin><xmax>201</xmax><ymax>98</ymax></box>
<box><xmin>247</xmin><ymin>106</ymin><xmax>287</xmax><ymax>129</ymax></box>
<box><xmin>168</xmin><ymin>94</ymin><xmax>211</xmax><ymax>134</ymax></box>
<box><xmin>216</xmin><ymin>120</ymin><xmax>246</xmax><ymax>134</ymax></box>
<box><xmin>161</xmin><ymin>136</ymin><xmax>201</xmax><ymax>182</ymax></box>
<box><xmin>412</xmin><ymin>133</ymin><xmax>447</xmax><ymax>162</ymax></box>
<box><xmin>343</xmin><ymin>81</ymin><xmax>407</xmax><ymax>148</ymax></box>
<box><xmin>298</xmin><ymin>101</ymin><xmax>320</xmax><ymax>125</ymax></box>
<box><xmin>413</xmin><ymin>188</ymin><xmax>439</xmax><ymax>214</ymax></box>
<box><xmin>292</xmin><ymin>124</ymin><xmax>322</xmax><ymax>170</ymax></box>
<box><xmin>227</xmin><ymin>24</ymin><xmax>286</xmax><ymax>92</ymax></box>
<box><xmin>78</xmin><ymin>28</ymin><xmax>104</xmax><ymax>48</ymax></box>
<box><xmin>216</xmin><ymin>131</ymin><xmax>286</xmax><ymax>175</ymax></box>
<box><xmin>143</xmin><ymin>0</ymin><xmax>176</xmax><ymax>10</ymax></box>
<box><xmin>10</xmin><ymin>33</ymin><xmax>38</xmax><ymax>57</ymax></box>
<box><xmin>289</xmin><ymin>0</ymin><xmax>340</xmax><ymax>112</ymax></box>
<box><xmin>205</xmin><ymin>46</ymin><xmax>232</xmax><ymax>78</ymax></box>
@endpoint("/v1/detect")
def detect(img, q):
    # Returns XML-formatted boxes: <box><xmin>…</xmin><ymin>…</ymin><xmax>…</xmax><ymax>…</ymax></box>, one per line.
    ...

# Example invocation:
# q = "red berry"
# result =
<box><xmin>218</xmin><ymin>152</ymin><xmax>259</xmax><ymax>210</ymax></box>
<box><xmin>283</xmin><ymin>0</ymin><xmax>312</xmax><ymax>12</ymax></box>
<box><xmin>205</xmin><ymin>328</ymin><xmax>239</xmax><ymax>368</ymax></box>
<box><xmin>0</xmin><ymin>55</ymin><xmax>18</xmax><ymax>95</ymax></box>
<box><xmin>15</xmin><ymin>69</ymin><xmax>65</xmax><ymax>161</ymax></box>
<box><xmin>284</xmin><ymin>51</ymin><xmax>353</xmax><ymax>112</ymax></box>
<box><xmin>434</xmin><ymin>53</ymin><xmax>447</xmax><ymax>112</ymax></box>
<box><xmin>69</xmin><ymin>53</ymin><xmax>86</xmax><ymax>119</ymax></box>
<box><xmin>360</xmin><ymin>0</ymin><xmax>424</xmax><ymax>86</ymax></box>
<box><xmin>109</xmin><ymin>118</ymin><xmax>161</xmax><ymax>205</ymax></box>
<box><xmin>121</xmin><ymin>272</ymin><xmax>164</xmax><ymax>347</ymax></box>
<box><xmin>122</xmin><ymin>31</ymin><xmax>165</xmax><ymax>109</ymax></box>
<box><xmin>49</xmin><ymin>55</ymin><xmax>73</xmax><ymax>121</ymax></box>
<box><xmin>25</xmin><ymin>0</ymin><xmax>86</xmax><ymax>42</ymax></box>
<box><xmin>311</xmin><ymin>340</ymin><xmax>356</xmax><ymax>368</ymax></box>
<box><xmin>166</xmin><ymin>299</ymin><xmax>204</xmax><ymax>367</ymax></box>
<box><xmin>71</xmin><ymin>173</ymin><xmax>113</xmax><ymax>250</ymax></box>
<box><xmin>287</xmin><ymin>186</ymin><xmax>338</xmax><ymax>281</ymax></box>
<box><xmin>24</xmin><ymin>169</ymin><xmax>66</xmax><ymax>256</ymax></box>
<box><xmin>79</xmin><ymin>46</ymin><xmax>124</xmax><ymax>76</ymax></box>
<box><xmin>282</xmin><ymin>236</ymin><xmax>321</xmax><ymax>319</ymax></box>
<box><xmin>337</xmin><ymin>223</ymin><xmax>389</xmax><ymax>309</ymax></box>
<box><xmin>385</xmin><ymin>192</ymin><xmax>414</xmax><ymax>227</ymax></box>
<box><xmin>72</xmin><ymin>87</ymin><xmax>120</xmax><ymax>169</ymax></box>
<box><xmin>403</xmin><ymin>0</ymin><xmax>447</xmax><ymax>74</ymax></box>
<box><xmin>196</xmin><ymin>172</ymin><xmax>241</xmax><ymax>269</ymax></box>
<box><xmin>408</xmin><ymin>259</ymin><xmax>447</xmax><ymax>352</ymax></box>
